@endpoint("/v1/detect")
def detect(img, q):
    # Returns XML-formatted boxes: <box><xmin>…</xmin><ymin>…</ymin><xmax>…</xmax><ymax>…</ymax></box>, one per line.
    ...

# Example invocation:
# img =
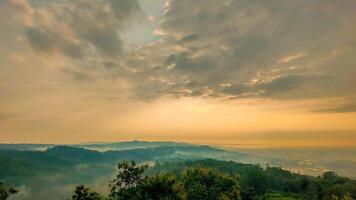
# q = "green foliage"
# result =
<box><xmin>243</xmin><ymin>165</ymin><xmax>267</xmax><ymax>199</ymax></box>
<box><xmin>72</xmin><ymin>185</ymin><xmax>103</xmax><ymax>200</ymax></box>
<box><xmin>312</xmin><ymin>171</ymin><xmax>356</xmax><ymax>200</ymax></box>
<box><xmin>75</xmin><ymin>160</ymin><xmax>242</xmax><ymax>200</ymax></box>
<box><xmin>0</xmin><ymin>182</ymin><xmax>17</xmax><ymax>200</ymax></box>
<box><xmin>137</xmin><ymin>173</ymin><xmax>183</xmax><ymax>200</ymax></box>
<box><xmin>2</xmin><ymin>145</ymin><xmax>356</xmax><ymax>199</ymax></box>
<box><xmin>150</xmin><ymin>159</ymin><xmax>356</xmax><ymax>200</ymax></box>
<box><xmin>265</xmin><ymin>192</ymin><xmax>299</xmax><ymax>200</ymax></box>
<box><xmin>109</xmin><ymin>160</ymin><xmax>182</xmax><ymax>200</ymax></box>
<box><xmin>181</xmin><ymin>167</ymin><xmax>241</xmax><ymax>200</ymax></box>
<box><xmin>66</xmin><ymin>159</ymin><xmax>356</xmax><ymax>200</ymax></box>
<box><xmin>0</xmin><ymin>145</ymin><xmax>225</xmax><ymax>183</ymax></box>
<box><xmin>110</xmin><ymin>160</ymin><xmax>148</xmax><ymax>199</ymax></box>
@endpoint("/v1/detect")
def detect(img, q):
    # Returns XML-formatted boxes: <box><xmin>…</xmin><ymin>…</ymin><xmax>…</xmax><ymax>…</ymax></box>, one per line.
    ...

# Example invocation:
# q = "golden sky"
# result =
<box><xmin>0</xmin><ymin>0</ymin><xmax>355</xmax><ymax>147</ymax></box>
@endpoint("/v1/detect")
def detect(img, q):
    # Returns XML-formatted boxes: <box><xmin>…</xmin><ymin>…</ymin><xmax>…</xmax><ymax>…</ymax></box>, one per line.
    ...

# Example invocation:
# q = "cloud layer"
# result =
<box><xmin>126</xmin><ymin>0</ymin><xmax>356</xmax><ymax>102</ymax></box>
<box><xmin>1</xmin><ymin>0</ymin><xmax>355</xmax><ymax>115</ymax></box>
<box><xmin>4</xmin><ymin>0</ymin><xmax>355</xmax><ymax>103</ymax></box>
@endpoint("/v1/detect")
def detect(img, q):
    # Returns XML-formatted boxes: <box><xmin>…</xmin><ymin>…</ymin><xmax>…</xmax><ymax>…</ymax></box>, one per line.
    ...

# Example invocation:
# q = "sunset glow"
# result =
<box><xmin>0</xmin><ymin>0</ymin><xmax>355</xmax><ymax>147</ymax></box>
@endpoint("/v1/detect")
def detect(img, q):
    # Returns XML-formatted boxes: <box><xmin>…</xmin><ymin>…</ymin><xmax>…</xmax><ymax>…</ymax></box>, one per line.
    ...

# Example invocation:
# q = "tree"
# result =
<box><xmin>108</xmin><ymin>161</ymin><xmax>241</xmax><ymax>200</ymax></box>
<box><xmin>72</xmin><ymin>185</ymin><xmax>102</xmax><ymax>200</ymax></box>
<box><xmin>243</xmin><ymin>167</ymin><xmax>266</xmax><ymax>199</ymax></box>
<box><xmin>137</xmin><ymin>173</ymin><xmax>183</xmax><ymax>200</ymax></box>
<box><xmin>110</xmin><ymin>160</ymin><xmax>148</xmax><ymax>200</ymax></box>
<box><xmin>181</xmin><ymin>167</ymin><xmax>241</xmax><ymax>200</ymax></box>
<box><xmin>0</xmin><ymin>182</ymin><xmax>17</xmax><ymax>200</ymax></box>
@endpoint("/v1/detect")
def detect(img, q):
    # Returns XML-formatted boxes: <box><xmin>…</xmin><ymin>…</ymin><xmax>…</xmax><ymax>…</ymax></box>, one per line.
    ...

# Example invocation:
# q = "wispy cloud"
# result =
<box><xmin>313</xmin><ymin>103</ymin><xmax>356</xmax><ymax>113</ymax></box>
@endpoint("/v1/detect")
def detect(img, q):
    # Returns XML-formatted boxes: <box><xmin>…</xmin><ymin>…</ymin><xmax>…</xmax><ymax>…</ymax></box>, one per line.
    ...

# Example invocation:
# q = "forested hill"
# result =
<box><xmin>150</xmin><ymin>159</ymin><xmax>356</xmax><ymax>199</ymax></box>
<box><xmin>0</xmin><ymin>144</ymin><xmax>251</xmax><ymax>184</ymax></box>
<box><xmin>0</xmin><ymin>144</ymin><xmax>355</xmax><ymax>199</ymax></box>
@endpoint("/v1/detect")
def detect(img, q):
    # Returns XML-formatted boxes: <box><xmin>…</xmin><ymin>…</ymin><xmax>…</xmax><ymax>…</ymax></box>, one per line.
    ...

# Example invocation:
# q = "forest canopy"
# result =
<box><xmin>68</xmin><ymin>160</ymin><xmax>356</xmax><ymax>200</ymax></box>
<box><xmin>1</xmin><ymin>158</ymin><xmax>355</xmax><ymax>200</ymax></box>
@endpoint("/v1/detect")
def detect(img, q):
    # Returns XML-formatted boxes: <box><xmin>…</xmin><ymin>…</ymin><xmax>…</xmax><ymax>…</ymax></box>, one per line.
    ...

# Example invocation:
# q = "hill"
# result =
<box><xmin>0</xmin><ymin>143</ymin><xmax>355</xmax><ymax>199</ymax></box>
<box><xmin>0</xmin><ymin>144</ymin><xmax>252</xmax><ymax>183</ymax></box>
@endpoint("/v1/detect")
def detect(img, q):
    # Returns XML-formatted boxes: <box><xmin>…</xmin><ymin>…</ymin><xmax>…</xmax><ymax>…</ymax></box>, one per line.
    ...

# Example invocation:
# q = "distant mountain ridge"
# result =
<box><xmin>0</xmin><ymin>143</ymin><xmax>53</xmax><ymax>151</ymax></box>
<box><xmin>77</xmin><ymin>140</ymin><xmax>191</xmax><ymax>151</ymax></box>
<box><xmin>0</xmin><ymin>143</ymin><xmax>254</xmax><ymax>183</ymax></box>
<box><xmin>0</xmin><ymin>140</ymin><xmax>190</xmax><ymax>152</ymax></box>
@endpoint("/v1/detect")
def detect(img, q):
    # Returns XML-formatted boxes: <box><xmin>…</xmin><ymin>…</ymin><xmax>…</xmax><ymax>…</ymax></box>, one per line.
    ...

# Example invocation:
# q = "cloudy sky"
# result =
<box><xmin>0</xmin><ymin>0</ymin><xmax>355</xmax><ymax>146</ymax></box>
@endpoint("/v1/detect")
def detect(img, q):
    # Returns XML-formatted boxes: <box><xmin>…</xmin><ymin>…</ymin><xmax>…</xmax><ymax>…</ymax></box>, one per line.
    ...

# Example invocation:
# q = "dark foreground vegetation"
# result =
<box><xmin>150</xmin><ymin>160</ymin><xmax>356</xmax><ymax>200</ymax></box>
<box><xmin>1</xmin><ymin>159</ymin><xmax>356</xmax><ymax>200</ymax></box>
<box><xmin>69</xmin><ymin>160</ymin><xmax>356</xmax><ymax>200</ymax></box>
<box><xmin>71</xmin><ymin>160</ymin><xmax>240</xmax><ymax>200</ymax></box>
<box><xmin>63</xmin><ymin>159</ymin><xmax>355</xmax><ymax>200</ymax></box>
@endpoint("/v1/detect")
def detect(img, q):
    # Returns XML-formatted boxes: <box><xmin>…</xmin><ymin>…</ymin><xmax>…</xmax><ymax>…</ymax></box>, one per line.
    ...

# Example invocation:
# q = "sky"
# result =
<box><xmin>0</xmin><ymin>0</ymin><xmax>355</xmax><ymax>147</ymax></box>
